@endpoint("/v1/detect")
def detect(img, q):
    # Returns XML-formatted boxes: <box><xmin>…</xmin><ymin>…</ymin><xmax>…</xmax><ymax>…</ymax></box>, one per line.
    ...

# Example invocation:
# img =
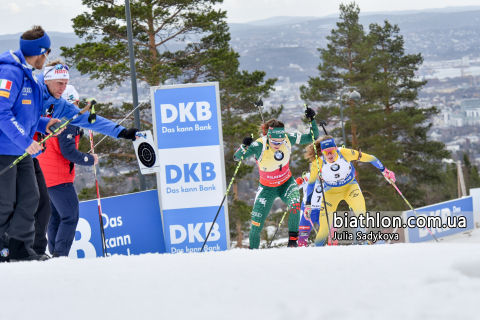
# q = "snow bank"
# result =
<box><xmin>1</xmin><ymin>243</ymin><xmax>479</xmax><ymax>320</ymax></box>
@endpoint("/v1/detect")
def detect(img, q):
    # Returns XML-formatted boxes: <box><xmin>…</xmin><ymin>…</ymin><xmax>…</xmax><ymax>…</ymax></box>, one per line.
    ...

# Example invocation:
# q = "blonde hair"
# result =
<box><xmin>304</xmin><ymin>135</ymin><xmax>333</xmax><ymax>162</ymax></box>
<box><xmin>45</xmin><ymin>59</ymin><xmax>65</xmax><ymax>68</ymax></box>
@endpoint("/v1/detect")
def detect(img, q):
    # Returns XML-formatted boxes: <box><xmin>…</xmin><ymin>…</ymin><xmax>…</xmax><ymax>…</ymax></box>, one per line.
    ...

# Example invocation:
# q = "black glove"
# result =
<box><xmin>117</xmin><ymin>128</ymin><xmax>139</xmax><ymax>141</ymax></box>
<box><xmin>305</xmin><ymin>107</ymin><xmax>316</xmax><ymax>121</ymax></box>
<box><xmin>242</xmin><ymin>136</ymin><xmax>254</xmax><ymax>147</ymax></box>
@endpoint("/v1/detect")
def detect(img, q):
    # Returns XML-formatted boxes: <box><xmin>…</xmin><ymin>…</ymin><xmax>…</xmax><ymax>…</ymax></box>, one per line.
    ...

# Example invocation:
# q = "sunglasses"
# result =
<box><xmin>322</xmin><ymin>147</ymin><xmax>337</xmax><ymax>156</ymax></box>
<box><xmin>44</xmin><ymin>63</ymin><xmax>69</xmax><ymax>77</ymax></box>
<box><xmin>54</xmin><ymin>64</ymin><xmax>69</xmax><ymax>71</ymax></box>
<box><xmin>42</xmin><ymin>48</ymin><xmax>52</xmax><ymax>64</ymax></box>
<box><xmin>269</xmin><ymin>139</ymin><xmax>285</xmax><ymax>146</ymax></box>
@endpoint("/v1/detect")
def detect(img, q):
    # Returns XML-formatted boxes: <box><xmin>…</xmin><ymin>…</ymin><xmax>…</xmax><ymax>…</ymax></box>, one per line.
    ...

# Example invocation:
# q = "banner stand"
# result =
<box><xmin>151</xmin><ymin>82</ymin><xmax>230</xmax><ymax>253</ymax></box>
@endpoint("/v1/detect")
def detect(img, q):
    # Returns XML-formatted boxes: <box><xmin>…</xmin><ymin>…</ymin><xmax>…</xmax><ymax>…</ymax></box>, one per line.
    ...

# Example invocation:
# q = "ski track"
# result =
<box><xmin>1</xmin><ymin>243</ymin><xmax>479</xmax><ymax>320</ymax></box>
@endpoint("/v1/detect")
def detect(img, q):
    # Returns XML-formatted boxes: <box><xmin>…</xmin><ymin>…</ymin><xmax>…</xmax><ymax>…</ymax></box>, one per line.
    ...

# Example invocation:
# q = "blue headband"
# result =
<box><xmin>320</xmin><ymin>138</ymin><xmax>336</xmax><ymax>150</ymax></box>
<box><xmin>19</xmin><ymin>32</ymin><xmax>51</xmax><ymax>57</ymax></box>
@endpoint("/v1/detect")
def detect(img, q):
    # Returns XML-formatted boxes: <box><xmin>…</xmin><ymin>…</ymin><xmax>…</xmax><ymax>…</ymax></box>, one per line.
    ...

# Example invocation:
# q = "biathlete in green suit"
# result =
<box><xmin>234</xmin><ymin>107</ymin><xmax>320</xmax><ymax>248</ymax></box>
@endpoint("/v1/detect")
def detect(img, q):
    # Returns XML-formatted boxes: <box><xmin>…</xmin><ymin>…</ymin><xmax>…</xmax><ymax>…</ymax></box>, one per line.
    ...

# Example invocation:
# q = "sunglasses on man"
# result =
<box><xmin>43</xmin><ymin>48</ymin><xmax>52</xmax><ymax>63</ymax></box>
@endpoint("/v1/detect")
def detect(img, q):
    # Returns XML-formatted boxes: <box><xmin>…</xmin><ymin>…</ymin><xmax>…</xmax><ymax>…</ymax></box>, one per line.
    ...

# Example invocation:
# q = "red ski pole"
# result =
<box><xmin>89</xmin><ymin>129</ymin><xmax>108</xmax><ymax>257</ymax></box>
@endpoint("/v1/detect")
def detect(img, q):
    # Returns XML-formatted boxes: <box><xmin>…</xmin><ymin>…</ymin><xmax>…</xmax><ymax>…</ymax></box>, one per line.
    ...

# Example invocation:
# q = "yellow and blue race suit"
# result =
<box><xmin>306</xmin><ymin>147</ymin><xmax>385</xmax><ymax>246</ymax></box>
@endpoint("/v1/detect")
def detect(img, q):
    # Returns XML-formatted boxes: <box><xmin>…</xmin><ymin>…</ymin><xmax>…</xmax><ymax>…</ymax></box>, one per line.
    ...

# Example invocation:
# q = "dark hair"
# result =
<box><xmin>22</xmin><ymin>26</ymin><xmax>45</xmax><ymax>41</ymax></box>
<box><xmin>259</xmin><ymin>119</ymin><xmax>284</xmax><ymax>136</ymax></box>
<box><xmin>304</xmin><ymin>135</ymin><xmax>334</xmax><ymax>162</ymax></box>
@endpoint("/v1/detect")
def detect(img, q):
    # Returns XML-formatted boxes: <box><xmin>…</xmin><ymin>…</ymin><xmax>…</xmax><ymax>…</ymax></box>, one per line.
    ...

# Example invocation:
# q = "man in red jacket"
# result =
<box><xmin>37</xmin><ymin>85</ymin><xmax>98</xmax><ymax>257</ymax></box>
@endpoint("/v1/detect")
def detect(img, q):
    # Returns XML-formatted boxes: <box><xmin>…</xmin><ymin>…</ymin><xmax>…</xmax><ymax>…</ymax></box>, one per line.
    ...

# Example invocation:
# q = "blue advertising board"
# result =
<box><xmin>405</xmin><ymin>196</ymin><xmax>474</xmax><ymax>243</ymax></box>
<box><xmin>69</xmin><ymin>190</ymin><xmax>166</xmax><ymax>258</ymax></box>
<box><xmin>151</xmin><ymin>82</ymin><xmax>229</xmax><ymax>253</ymax></box>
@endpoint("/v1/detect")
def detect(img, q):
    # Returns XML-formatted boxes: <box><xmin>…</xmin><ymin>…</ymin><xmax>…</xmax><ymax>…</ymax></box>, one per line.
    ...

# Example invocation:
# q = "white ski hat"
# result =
<box><xmin>44</xmin><ymin>63</ymin><xmax>70</xmax><ymax>80</ymax></box>
<box><xmin>62</xmin><ymin>85</ymin><xmax>79</xmax><ymax>103</ymax></box>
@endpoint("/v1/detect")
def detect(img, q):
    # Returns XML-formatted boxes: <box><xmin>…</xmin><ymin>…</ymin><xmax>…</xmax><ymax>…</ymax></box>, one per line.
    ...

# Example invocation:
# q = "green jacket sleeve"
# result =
<box><xmin>287</xmin><ymin>121</ymin><xmax>320</xmax><ymax>145</ymax></box>
<box><xmin>233</xmin><ymin>141</ymin><xmax>263</xmax><ymax>161</ymax></box>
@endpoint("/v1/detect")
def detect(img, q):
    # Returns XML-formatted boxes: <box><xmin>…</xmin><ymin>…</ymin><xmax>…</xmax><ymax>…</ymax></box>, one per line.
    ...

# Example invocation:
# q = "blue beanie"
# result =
<box><xmin>320</xmin><ymin>138</ymin><xmax>336</xmax><ymax>150</ymax></box>
<box><xmin>19</xmin><ymin>32</ymin><xmax>51</xmax><ymax>57</ymax></box>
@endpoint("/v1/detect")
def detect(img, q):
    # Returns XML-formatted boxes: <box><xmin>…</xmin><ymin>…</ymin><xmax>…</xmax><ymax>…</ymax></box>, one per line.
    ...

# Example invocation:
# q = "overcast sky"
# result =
<box><xmin>1</xmin><ymin>0</ymin><xmax>480</xmax><ymax>35</ymax></box>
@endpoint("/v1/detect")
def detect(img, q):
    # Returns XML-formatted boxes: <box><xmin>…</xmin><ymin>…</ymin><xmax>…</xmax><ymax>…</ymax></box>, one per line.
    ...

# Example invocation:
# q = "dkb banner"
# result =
<box><xmin>151</xmin><ymin>82</ymin><xmax>230</xmax><ymax>253</ymax></box>
<box><xmin>404</xmin><ymin>196</ymin><xmax>474</xmax><ymax>243</ymax></box>
<box><xmin>69</xmin><ymin>190</ymin><xmax>166</xmax><ymax>258</ymax></box>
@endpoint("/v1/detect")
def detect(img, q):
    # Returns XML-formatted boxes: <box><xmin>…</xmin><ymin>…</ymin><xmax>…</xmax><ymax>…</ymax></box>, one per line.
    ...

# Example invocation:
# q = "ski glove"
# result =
<box><xmin>242</xmin><ymin>136</ymin><xmax>254</xmax><ymax>147</ymax></box>
<box><xmin>295</xmin><ymin>177</ymin><xmax>304</xmax><ymax>186</ymax></box>
<box><xmin>118</xmin><ymin>128</ymin><xmax>139</xmax><ymax>141</ymax></box>
<box><xmin>305</xmin><ymin>107</ymin><xmax>316</xmax><ymax>121</ymax></box>
<box><xmin>383</xmin><ymin>168</ymin><xmax>396</xmax><ymax>183</ymax></box>
<box><xmin>304</xmin><ymin>204</ymin><xmax>312</xmax><ymax>220</ymax></box>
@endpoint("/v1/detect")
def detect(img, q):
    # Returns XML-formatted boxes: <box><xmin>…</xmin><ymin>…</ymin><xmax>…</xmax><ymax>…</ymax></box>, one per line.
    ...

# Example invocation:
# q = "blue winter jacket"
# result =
<box><xmin>58</xmin><ymin>125</ymin><xmax>95</xmax><ymax>167</ymax></box>
<box><xmin>37</xmin><ymin>73</ymin><xmax>126</xmax><ymax>139</ymax></box>
<box><xmin>0</xmin><ymin>50</ymin><xmax>50</xmax><ymax>156</ymax></box>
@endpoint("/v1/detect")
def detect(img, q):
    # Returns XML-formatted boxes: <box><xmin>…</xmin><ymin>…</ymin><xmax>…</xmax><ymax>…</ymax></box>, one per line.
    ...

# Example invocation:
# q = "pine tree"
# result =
<box><xmin>470</xmin><ymin>165</ymin><xmax>480</xmax><ymax>190</ymax></box>
<box><xmin>359</xmin><ymin>19</ymin><xmax>450</xmax><ymax>209</ymax></box>
<box><xmin>65</xmin><ymin>1</ymin><xmax>236</xmax><ymax>195</ymax></box>
<box><xmin>63</xmin><ymin>1</ymin><xmax>278</xmax><ymax>244</ymax></box>
<box><xmin>300</xmin><ymin>2</ymin><xmax>449</xmax><ymax>210</ymax></box>
<box><xmin>62</xmin><ymin>0</ymin><xmax>235</xmax><ymax>88</ymax></box>
<box><xmin>462</xmin><ymin>152</ymin><xmax>480</xmax><ymax>192</ymax></box>
<box><xmin>300</xmin><ymin>2</ymin><xmax>376</xmax><ymax>149</ymax></box>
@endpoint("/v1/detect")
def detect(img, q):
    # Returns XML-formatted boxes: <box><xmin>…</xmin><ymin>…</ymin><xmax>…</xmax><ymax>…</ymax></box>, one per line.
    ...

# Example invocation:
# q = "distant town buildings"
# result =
<box><xmin>444</xmin><ymin>99</ymin><xmax>480</xmax><ymax>127</ymax></box>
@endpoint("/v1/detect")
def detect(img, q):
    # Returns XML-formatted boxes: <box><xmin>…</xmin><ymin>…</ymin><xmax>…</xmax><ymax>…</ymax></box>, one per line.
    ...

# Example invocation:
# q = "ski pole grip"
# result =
<box><xmin>48</xmin><ymin>117</ymin><xmax>69</xmax><ymax>133</ymax></box>
<box><xmin>319</xmin><ymin>120</ymin><xmax>328</xmax><ymax>135</ymax></box>
<box><xmin>384</xmin><ymin>175</ymin><xmax>393</xmax><ymax>185</ymax></box>
<box><xmin>87</xmin><ymin>99</ymin><xmax>97</xmax><ymax>124</ymax></box>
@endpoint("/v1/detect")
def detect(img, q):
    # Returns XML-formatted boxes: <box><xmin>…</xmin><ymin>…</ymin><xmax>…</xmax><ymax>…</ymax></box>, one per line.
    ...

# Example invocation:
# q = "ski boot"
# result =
<box><xmin>287</xmin><ymin>231</ymin><xmax>299</xmax><ymax>248</ymax></box>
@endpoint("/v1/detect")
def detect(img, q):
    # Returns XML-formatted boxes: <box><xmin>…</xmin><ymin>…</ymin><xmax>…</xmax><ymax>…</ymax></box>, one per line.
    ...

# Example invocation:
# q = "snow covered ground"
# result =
<box><xmin>439</xmin><ymin>226</ymin><xmax>480</xmax><ymax>243</ymax></box>
<box><xmin>2</xmin><ymin>240</ymin><xmax>480</xmax><ymax>320</ymax></box>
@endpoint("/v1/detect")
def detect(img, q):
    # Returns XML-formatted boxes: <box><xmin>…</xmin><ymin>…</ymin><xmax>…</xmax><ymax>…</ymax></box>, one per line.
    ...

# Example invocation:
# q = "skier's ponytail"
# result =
<box><xmin>304</xmin><ymin>135</ymin><xmax>333</xmax><ymax>162</ymax></box>
<box><xmin>259</xmin><ymin>119</ymin><xmax>284</xmax><ymax>136</ymax></box>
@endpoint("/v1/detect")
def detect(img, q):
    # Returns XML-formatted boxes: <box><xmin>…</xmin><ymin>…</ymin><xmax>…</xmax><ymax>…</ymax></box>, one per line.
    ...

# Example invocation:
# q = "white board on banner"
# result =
<box><xmin>151</xmin><ymin>82</ymin><xmax>229</xmax><ymax>253</ymax></box>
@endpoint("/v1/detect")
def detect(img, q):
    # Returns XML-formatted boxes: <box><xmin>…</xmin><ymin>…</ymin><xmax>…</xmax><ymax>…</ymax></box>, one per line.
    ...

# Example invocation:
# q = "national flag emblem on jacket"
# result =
<box><xmin>0</xmin><ymin>79</ymin><xmax>13</xmax><ymax>91</ymax></box>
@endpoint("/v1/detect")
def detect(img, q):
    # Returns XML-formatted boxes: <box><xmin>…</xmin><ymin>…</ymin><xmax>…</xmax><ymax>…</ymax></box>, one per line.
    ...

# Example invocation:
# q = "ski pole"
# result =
<box><xmin>385</xmin><ymin>176</ymin><xmax>439</xmax><ymax>243</ymax></box>
<box><xmin>251</xmin><ymin>98</ymin><xmax>265</xmax><ymax>124</ymax></box>
<box><xmin>91</xmin><ymin>83</ymin><xmax>163</xmax><ymax>150</ymax></box>
<box><xmin>0</xmin><ymin>101</ymin><xmax>94</xmax><ymax>177</ymax></box>
<box><xmin>89</xmin><ymin>129</ymin><xmax>109</xmax><ymax>257</ymax></box>
<box><xmin>304</xmin><ymin>104</ymin><xmax>332</xmax><ymax>245</ymax></box>
<box><xmin>318</xmin><ymin>120</ymin><xmax>328</xmax><ymax>135</ymax></box>
<box><xmin>201</xmin><ymin>134</ymin><xmax>252</xmax><ymax>252</ymax></box>
<box><xmin>307</xmin><ymin>218</ymin><xmax>318</xmax><ymax>235</ymax></box>
<box><xmin>268</xmin><ymin>208</ymin><xmax>288</xmax><ymax>248</ymax></box>
<box><xmin>340</xmin><ymin>143</ymin><xmax>359</xmax><ymax>245</ymax></box>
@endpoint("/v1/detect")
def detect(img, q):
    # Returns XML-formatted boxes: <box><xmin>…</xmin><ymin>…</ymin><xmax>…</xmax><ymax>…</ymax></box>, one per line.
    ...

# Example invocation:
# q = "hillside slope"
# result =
<box><xmin>1</xmin><ymin>242</ymin><xmax>479</xmax><ymax>320</ymax></box>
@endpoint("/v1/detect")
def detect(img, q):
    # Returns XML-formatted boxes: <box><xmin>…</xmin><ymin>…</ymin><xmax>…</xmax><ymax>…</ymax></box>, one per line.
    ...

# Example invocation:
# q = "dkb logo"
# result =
<box><xmin>160</xmin><ymin>102</ymin><xmax>212</xmax><ymax>123</ymax></box>
<box><xmin>169</xmin><ymin>223</ymin><xmax>220</xmax><ymax>244</ymax></box>
<box><xmin>166</xmin><ymin>162</ymin><xmax>216</xmax><ymax>184</ymax></box>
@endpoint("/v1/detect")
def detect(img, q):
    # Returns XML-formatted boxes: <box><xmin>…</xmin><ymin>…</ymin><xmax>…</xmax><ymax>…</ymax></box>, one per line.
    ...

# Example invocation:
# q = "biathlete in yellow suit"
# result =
<box><xmin>303</xmin><ymin>135</ymin><xmax>396</xmax><ymax>246</ymax></box>
<box><xmin>234</xmin><ymin>107</ymin><xmax>320</xmax><ymax>248</ymax></box>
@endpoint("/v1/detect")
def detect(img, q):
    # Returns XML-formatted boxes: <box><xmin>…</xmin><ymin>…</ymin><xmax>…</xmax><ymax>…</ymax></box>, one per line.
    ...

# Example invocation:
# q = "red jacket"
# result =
<box><xmin>37</xmin><ymin>125</ymin><xmax>95</xmax><ymax>188</ymax></box>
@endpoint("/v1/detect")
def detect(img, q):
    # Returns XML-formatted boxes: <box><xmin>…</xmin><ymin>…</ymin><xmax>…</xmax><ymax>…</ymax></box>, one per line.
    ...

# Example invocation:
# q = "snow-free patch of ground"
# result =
<box><xmin>2</xmin><ymin>243</ymin><xmax>479</xmax><ymax>320</ymax></box>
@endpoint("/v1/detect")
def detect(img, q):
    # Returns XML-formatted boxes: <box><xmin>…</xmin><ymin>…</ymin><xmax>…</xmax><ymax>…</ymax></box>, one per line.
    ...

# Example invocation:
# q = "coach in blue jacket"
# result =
<box><xmin>30</xmin><ymin>59</ymin><xmax>139</xmax><ymax>256</ymax></box>
<box><xmin>0</xmin><ymin>26</ymin><xmax>64</xmax><ymax>262</ymax></box>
